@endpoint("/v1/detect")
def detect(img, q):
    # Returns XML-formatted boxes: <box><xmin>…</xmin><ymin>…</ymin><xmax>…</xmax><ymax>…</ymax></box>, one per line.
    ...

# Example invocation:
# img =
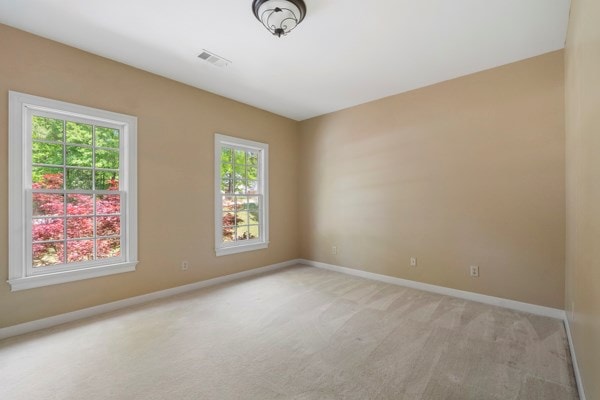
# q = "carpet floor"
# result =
<box><xmin>0</xmin><ymin>265</ymin><xmax>579</xmax><ymax>400</ymax></box>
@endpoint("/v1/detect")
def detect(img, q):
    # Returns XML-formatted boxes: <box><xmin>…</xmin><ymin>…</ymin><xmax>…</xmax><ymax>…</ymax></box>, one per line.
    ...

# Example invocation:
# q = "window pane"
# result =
<box><xmin>97</xmin><ymin>216</ymin><xmax>120</xmax><ymax>236</ymax></box>
<box><xmin>236</xmin><ymin>196</ymin><xmax>248</xmax><ymax>209</ymax></box>
<box><xmin>97</xmin><ymin>238</ymin><xmax>120</xmax><ymax>259</ymax></box>
<box><xmin>222</xmin><ymin>227</ymin><xmax>234</xmax><ymax>243</ymax></box>
<box><xmin>248</xmin><ymin>202</ymin><xmax>260</xmax><ymax>224</ymax></box>
<box><xmin>223</xmin><ymin>196</ymin><xmax>236</xmax><ymax>211</ymax></box>
<box><xmin>32</xmin><ymin>116</ymin><xmax>63</xmax><ymax>142</ymax></box>
<box><xmin>95</xmin><ymin>149</ymin><xmax>119</xmax><ymax>169</ymax></box>
<box><xmin>248</xmin><ymin>196</ymin><xmax>259</xmax><ymax>209</ymax></box>
<box><xmin>67</xmin><ymin>217</ymin><xmax>93</xmax><ymax>239</ymax></box>
<box><xmin>234</xmin><ymin>180</ymin><xmax>246</xmax><ymax>194</ymax></box>
<box><xmin>95</xmin><ymin>171</ymin><xmax>119</xmax><ymax>190</ymax></box>
<box><xmin>32</xmin><ymin>218</ymin><xmax>64</xmax><ymax>241</ymax></box>
<box><xmin>221</xmin><ymin>147</ymin><xmax>232</xmax><ymax>163</ymax></box>
<box><xmin>221</xmin><ymin>179</ymin><xmax>232</xmax><ymax>194</ymax></box>
<box><xmin>236</xmin><ymin>226</ymin><xmax>249</xmax><ymax>241</ymax></box>
<box><xmin>33</xmin><ymin>193</ymin><xmax>64</xmax><ymax>216</ymax></box>
<box><xmin>66</xmin><ymin>145</ymin><xmax>93</xmax><ymax>167</ymax></box>
<box><xmin>221</xmin><ymin>163</ymin><xmax>232</xmax><ymax>179</ymax></box>
<box><xmin>235</xmin><ymin>210</ymin><xmax>248</xmax><ymax>226</ymax></box>
<box><xmin>247</xmin><ymin>151</ymin><xmax>258</xmax><ymax>166</ymax></box>
<box><xmin>95</xmin><ymin>126</ymin><xmax>119</xmax><ymax>148</ymax></box>
<box><xmin>246</xmin><ymin>180</ymin><xmax>258</xmax><ymax>194</ymax></box>
<box><xmin>222</xmin><ymin>212</ymin><xmax>235</xmax><ymax>227</ymax></box>
<box><xmin>96</xmin><ymin>194</ymin><xmax>120</xmax><ymax>215</ymax></box>
<box><xmin>67</xmin><ymin>240</ymin><xmax>94</xmax><ymax>263</ymax></box>
<box><xmin>32</xmin><ymin>167</ymin><xmax>64</xmax><ymax>189</ymax></box>
<box><xmin>66</xmin><ymin>168</ymin><xmax>93</xmax><ymax>190</ymax></box>
<box><xmin>32</xmin><ymin>142</ymin><xmax>64</xmax><ymax>165</ymax></box>
<box><xmin>33</xmin><ymin>242</ymin><xmax>64</xmax><ymax>267</ymax></box>
<box><xmin>249</xmin><ymin>225</ymin><xmax>260</xmax><ymax>239</ymax></box>
<box><xmin>247</xmin><ymin>166</ymin><xmax>258</xmax><ymax>180</ymax></box>
<box><xmin>67</xmin><ymin>194</ymin><xmax>93</xmax><ymax>215</ymax></box>
<box><xmin>234</xmin><ymin>150</ymin><xmax>245</xmax><ymax>165</ymax></box>
<box><xmin>234</xmin><ymin>164</ymin><xmax>246</xmax><ymax>180</ymax></box>
<box><xmin>66</xmin><ymin>121</ymin><xmax>93</xmax><ymax>145</ymax></box>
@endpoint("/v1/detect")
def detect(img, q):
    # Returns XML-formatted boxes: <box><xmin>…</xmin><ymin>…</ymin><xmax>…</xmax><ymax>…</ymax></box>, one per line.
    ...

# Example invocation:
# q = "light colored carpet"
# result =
<box><xmin>0</xmin><ymin>265</ymin><xmax>579</xmax><ymax>400</ymax></box>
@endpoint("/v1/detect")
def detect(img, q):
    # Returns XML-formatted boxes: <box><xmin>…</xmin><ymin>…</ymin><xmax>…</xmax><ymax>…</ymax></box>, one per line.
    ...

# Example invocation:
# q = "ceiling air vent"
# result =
<box><xmin>198</xmin><ymin>50</ymin><xmax>231</xmax><ymax>68</ymax></box>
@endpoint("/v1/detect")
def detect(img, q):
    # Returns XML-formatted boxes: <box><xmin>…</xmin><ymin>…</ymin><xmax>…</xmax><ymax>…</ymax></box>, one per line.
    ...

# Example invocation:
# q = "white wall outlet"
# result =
<box><xmin>181</xmin><ymin>261</ymin><xmax>189</xmax><ymax>271</ymax></box>
<box><xmin>410</xmin><ymin>257</ymin><xmax>417</xmax><ymax>267</ymax></box>
<box><xmin>470</xmin><ymin>265</ymin><xmax>479</xmax><ymax>277</ymax></box>
<box><xmin>332</xmin><ymin>246</ymin><xmax>337</xmax><ymax>255</ymax></box>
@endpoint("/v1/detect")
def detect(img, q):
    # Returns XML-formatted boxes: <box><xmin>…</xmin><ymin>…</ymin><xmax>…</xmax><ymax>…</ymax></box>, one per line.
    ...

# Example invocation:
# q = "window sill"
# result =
<box><xmin>7</xmin><ymin>261</ymin><xmax>138</xmax><ymax>291</ymax></box>
<box><xmin>215</xmin><ymin>242</ymin><xmax>268</xmax><ymax>257</ymax></box>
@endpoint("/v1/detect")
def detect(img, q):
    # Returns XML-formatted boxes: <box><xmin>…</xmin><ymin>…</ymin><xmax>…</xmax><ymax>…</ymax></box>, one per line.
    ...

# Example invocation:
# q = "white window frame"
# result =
<box><xmin>8</xmin><ymin>91</ymin><xmax>138</xmax><ymax>291</ymax></box>
<box><xmin>214</xmin><ymin>134</ymin><xmax>269</xmax><ymax>256</ymax></box>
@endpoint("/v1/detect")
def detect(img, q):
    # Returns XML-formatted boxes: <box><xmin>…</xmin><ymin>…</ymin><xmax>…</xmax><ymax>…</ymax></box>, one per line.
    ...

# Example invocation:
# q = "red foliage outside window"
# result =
<box><xmin>32</xmin><ymin>173</ymin><xmax>121</xmax><ymax>266</ymax></box>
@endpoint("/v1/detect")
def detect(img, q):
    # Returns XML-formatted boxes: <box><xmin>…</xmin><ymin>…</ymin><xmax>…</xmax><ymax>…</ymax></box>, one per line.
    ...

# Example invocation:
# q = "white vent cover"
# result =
<box><xmin>198</xmin><ymin>50</ymin><xmax>231</xmax><ymax>68</ymax></box>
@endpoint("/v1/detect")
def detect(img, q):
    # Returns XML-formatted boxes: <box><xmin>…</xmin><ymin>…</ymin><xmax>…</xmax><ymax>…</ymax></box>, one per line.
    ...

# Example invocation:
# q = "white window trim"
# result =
<box><xmin>8</xmin><ymin>91</ymin><xmax>138</xmax><ymax>291</ymax></box>
<box><xmin>214</xmin><ymin>134</ymin><xmax>269</xmax><ymax>256</ymax></box>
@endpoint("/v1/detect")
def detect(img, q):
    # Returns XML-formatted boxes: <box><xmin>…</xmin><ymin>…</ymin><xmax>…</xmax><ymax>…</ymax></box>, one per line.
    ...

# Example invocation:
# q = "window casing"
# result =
<box><xmin>8</xmin><ymin>91</ymin><xmax>138</xmax><ymax>291</ymax></box>
<box><xmin>215</xmin><ymin>134</ymin><xmax>268</xmax><ymax>256</ymax></box>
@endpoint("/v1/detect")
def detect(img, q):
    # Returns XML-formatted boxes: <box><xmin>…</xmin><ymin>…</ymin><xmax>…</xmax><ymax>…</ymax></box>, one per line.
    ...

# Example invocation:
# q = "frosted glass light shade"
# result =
<box><xmin>252</xmin><ymin>0</ymin><xmax>307</xmax><ymax>37</ymax></box>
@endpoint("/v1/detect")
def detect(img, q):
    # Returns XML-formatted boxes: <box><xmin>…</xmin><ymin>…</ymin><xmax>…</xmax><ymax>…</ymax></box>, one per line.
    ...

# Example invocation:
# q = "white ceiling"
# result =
<box><xmin>0</xmin><ymin>0</ymin><xmax>571</xmax><ymax>121</ymax></box>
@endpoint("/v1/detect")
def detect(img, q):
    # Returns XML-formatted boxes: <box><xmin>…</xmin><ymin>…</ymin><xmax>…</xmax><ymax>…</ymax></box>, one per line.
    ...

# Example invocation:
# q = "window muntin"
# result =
<box><xmin>215</xmin><ymin>134</ymin><xmax>268</xmax><ymax>256</ymax></box>
<box><xmin>8</xmin><ymin>91</ymin><xmax>138</xmax><ymax>291</ymax></box>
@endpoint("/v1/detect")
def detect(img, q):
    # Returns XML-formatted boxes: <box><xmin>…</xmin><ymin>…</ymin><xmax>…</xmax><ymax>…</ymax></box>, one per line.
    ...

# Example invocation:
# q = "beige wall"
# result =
<box><xmin>565</xmin><ymin>0</ymin><xmax>600</xmax><ymax>398</ymax></box>
<box><xmin>0</xmin><ymin>23</ymin><xmax>569</xmax><ymax>331</ymax></box>
<box><xmin>0</xmin><ymin>24</ymin><xmax>300</xmax><ymax>328</ymax></box>
<box><xmin>299</xmin><ymin>51</ymin><xmax>565</xmax><ymax>309</ymax></box>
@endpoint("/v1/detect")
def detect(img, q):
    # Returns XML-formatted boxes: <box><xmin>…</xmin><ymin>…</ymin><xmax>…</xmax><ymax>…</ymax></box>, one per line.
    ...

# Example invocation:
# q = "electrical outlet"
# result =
<box><xmin>181</xmin><ymin>261</ymin><xmax>189</xmax><ymax>271</ymax></box>
<box><xmin>410</xmin><ymin>257</ymin><xmax>417</xmax><ymax>267</ymax></box>
<box><xmin>470</xmin><ymin>265</ymin><xmax>479</xmax><ymax>277</ymax></box>
<box><xmin>332</xmin><ymin>246</ymin><xmax>337</xmax><ymax>255</ymax></box>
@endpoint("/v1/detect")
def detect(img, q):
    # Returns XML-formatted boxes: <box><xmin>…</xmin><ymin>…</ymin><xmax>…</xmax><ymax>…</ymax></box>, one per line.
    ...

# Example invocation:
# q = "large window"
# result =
<box><xmin>8</xmin><ymin>91</ymin><xmax>138</xmax><ymax>291</ymax></box>
<box><xmin>214</xmin><ymin>134</ymin><xmax>268</xmax><ymax>256</ymax></box>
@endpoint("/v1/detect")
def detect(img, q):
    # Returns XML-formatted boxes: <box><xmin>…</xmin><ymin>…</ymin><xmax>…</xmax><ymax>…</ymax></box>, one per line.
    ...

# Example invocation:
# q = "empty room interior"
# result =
<box><xmin>0</xmin><ymin>0</ymin><xmax>598</xmax><ymax>399</ymax></box>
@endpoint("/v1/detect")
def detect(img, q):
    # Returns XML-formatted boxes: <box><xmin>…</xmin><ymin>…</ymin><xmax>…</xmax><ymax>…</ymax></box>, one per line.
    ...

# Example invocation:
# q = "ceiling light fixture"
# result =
<box><xmin>252</xmin><ymin>0</ymin><xmax>307</xmax><ymax>38</ymax></box>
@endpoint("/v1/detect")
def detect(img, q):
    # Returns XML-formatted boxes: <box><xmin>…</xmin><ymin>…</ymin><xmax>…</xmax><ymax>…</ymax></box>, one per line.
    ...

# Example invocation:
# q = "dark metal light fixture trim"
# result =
<box><xmin>252</xmin><ymin>0</ymin><xmax>307</xmax><ymax>38</ymax></box>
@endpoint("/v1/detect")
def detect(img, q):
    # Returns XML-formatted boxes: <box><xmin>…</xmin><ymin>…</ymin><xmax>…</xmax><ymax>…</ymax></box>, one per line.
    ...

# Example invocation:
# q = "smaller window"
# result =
<box><xmin>215</xmin><ymin>134</ymin><xmax>269</xmax><ymax>256</ymax></box>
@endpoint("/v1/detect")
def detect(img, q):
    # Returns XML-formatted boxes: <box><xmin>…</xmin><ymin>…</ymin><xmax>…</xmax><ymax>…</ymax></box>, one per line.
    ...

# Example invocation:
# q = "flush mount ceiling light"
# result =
<box><xmin>252</xmin><ymin>0</ymin><xmax>307</xmax><ymax>38</ymax></box>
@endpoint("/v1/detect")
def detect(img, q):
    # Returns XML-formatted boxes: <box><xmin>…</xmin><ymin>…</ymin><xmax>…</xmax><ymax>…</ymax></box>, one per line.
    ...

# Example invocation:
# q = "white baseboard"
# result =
<box><xmin>299</xmin><ymin>259</ymin><xmax>565</xmax><ymax>319</ymax></box>
<box><xmin>564</xmin><ymin>316</ymin><xmax>587</xmax><ymax>400</ymax></box>
<box><xmin>0</xmin><ymin>259</ymin><xmax>301</xmax><ymax>340</ymax></box>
